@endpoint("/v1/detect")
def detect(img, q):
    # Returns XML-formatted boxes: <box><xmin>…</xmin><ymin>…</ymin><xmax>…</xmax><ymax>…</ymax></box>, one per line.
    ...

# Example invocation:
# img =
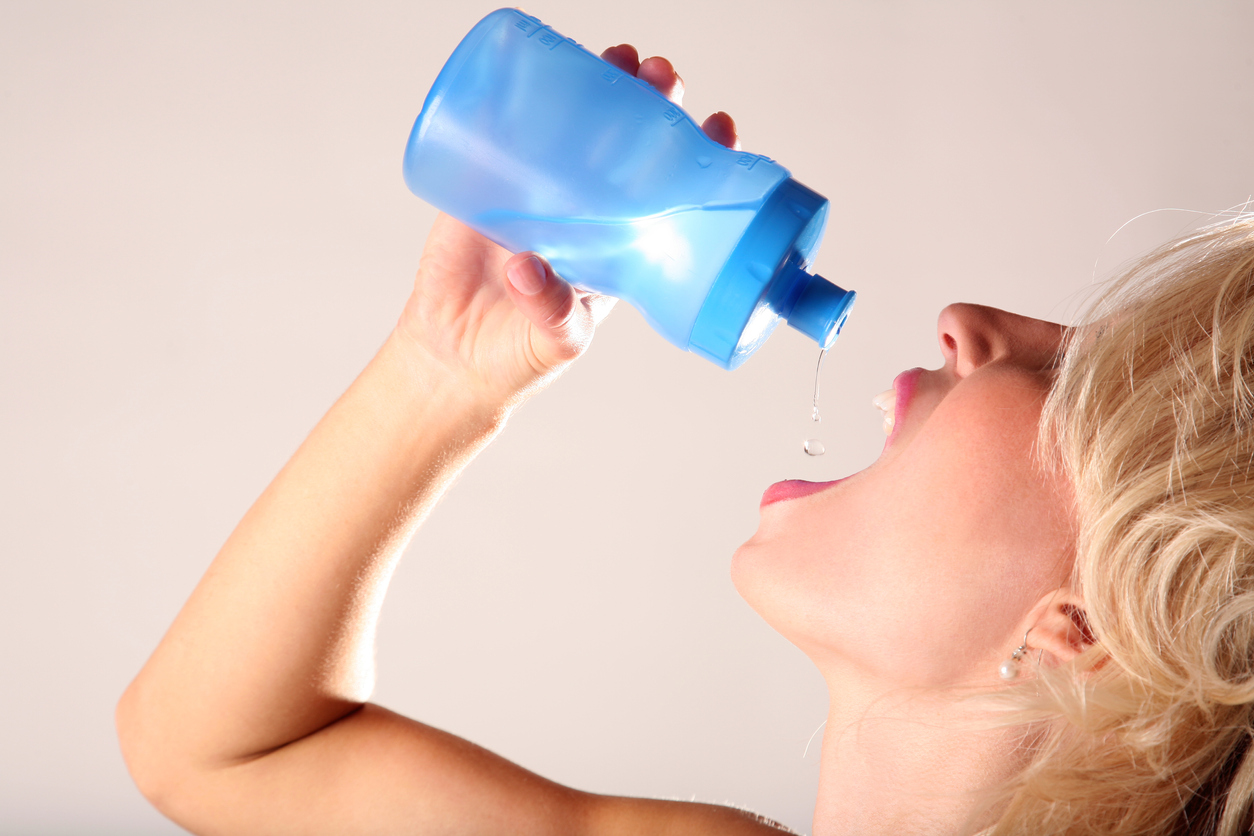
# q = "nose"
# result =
<box><xmin>937</xmin><ymin>303</ymin><xmax>1066</xmax><ymax>378</ymax></box>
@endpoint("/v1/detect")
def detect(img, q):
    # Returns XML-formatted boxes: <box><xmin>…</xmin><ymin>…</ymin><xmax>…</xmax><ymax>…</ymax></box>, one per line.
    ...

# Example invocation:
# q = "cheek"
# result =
<box><xmin>848</xmin><ymin>424</ymin><xmax>1075</xmax><ymax>680</ymax></box>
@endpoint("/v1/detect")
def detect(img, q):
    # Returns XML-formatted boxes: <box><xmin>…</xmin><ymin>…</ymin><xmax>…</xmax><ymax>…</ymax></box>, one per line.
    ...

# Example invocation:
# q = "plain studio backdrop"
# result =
<box><xmin>3</xmin><ymin>1</ymin><xmax>1254</xmax><ymax>833</ymax></box>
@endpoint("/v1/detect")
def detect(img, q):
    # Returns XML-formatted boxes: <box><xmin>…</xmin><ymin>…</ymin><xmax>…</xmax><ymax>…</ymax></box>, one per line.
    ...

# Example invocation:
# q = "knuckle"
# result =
<box><xmin>542</xmin><ymin>290</ymin><xmax>578</xmax><ymax>331</ymax></box>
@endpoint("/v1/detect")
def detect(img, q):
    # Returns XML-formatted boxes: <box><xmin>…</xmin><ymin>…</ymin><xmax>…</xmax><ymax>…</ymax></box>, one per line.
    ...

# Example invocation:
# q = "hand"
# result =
<box><xmin>394</xmin><ymin>45</ymin><xmax>742</xmax><ymax>409</ymax></box>
<box><xmin>600</xmin><ymin>44</ymin><xmax>741</xmax><ymax>150</ymax></box>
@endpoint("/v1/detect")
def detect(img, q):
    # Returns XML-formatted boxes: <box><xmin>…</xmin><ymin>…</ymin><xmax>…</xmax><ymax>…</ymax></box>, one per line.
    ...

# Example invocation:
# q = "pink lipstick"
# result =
<box><xmin>884</xmin><ymin>367</ymin><xmax>924</xmax><ymax>448</ymax></box>
<box><xmin>760</xmin><ymin>478</ymin><xmax>844</xmax><ymax>508</ymax></box>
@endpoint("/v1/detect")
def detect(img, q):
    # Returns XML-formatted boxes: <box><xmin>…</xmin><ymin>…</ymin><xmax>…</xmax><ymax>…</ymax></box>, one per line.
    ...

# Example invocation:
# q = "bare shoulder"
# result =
<box><xmin>585</xmin><ymin>794</ymin><xmax>800</xmax><ymax>836</ymax></box>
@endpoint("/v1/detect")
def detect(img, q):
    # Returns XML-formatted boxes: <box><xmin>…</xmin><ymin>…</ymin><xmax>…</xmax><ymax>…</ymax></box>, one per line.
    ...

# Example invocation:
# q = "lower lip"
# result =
<box><xmin>760</xmin><ymin>479</ymin><xmax>844</xmax><ymax>507</ymax></box>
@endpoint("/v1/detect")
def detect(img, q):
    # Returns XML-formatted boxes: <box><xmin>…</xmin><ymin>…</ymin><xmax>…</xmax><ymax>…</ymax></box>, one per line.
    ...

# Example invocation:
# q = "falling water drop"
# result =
<box><xmin>802</xmin><ymin>348</ymin><xmax>828</xmax><ymax>456</ymax></box>
<box><xmin>811</xmin><ymin>348</ymin><xmax>827</xmax><ymax>424</ymax></box>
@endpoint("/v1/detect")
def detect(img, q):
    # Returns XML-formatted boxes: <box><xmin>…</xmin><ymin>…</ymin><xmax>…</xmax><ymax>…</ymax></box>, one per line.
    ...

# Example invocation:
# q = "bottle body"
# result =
<box><xmin>404</xmin><ymin>8</ymin><xmax>854</xmax><ymax>368</ymax></box>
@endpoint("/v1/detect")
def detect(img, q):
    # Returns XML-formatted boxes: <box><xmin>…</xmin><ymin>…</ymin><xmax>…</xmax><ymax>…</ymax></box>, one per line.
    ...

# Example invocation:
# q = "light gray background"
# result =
<box><xmin>3</xmin><ymin>1</ymin><xmax>1253</xmax><ymax>833</ymax></box>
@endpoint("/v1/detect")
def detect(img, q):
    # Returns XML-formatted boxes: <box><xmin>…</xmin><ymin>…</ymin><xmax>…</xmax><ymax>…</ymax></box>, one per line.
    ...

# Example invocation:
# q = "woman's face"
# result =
<box><xmin>733</xmin><ymin>304</ymin><xmax>1077</xmax><ymax>689</ymax></box>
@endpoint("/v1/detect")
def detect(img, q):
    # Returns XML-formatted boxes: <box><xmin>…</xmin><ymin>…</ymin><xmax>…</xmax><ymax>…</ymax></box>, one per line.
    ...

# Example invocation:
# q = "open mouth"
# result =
<box><xmin>872</xmin><ymin>388</ymin><xmax>896</xmax><ymax>435</ymax></box>
<box><xmin>877</xmin><ymin>368</ymin><xmax>924</xmax><ymax>447</ymax></box>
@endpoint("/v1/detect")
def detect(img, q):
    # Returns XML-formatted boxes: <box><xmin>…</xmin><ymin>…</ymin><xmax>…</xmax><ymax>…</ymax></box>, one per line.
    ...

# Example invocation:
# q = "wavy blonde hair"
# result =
<box><xmin>983</xmin><ymin>216</ymin><xmax>1254</xmax><ymax>836</ymax></box>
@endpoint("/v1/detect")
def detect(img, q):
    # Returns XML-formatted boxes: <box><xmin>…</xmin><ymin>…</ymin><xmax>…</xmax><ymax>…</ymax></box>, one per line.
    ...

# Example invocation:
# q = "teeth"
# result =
<box><xmin>872</xmin><ymin>389</ymin><xmax>896</xmax><ymax>435</ymax></box>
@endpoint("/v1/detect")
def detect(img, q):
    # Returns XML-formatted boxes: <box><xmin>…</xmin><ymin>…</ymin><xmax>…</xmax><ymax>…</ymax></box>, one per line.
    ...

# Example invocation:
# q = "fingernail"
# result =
<box><xmin>507</xmin><ymin>256</ymin><xmax>546</xmax><ymax>296</ymax></box>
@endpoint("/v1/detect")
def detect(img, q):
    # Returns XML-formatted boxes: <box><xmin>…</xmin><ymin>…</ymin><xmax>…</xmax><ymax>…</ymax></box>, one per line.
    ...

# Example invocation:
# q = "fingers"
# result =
<box><xmin>600</xmin><ymin>44</ymin><xmax>684</xmax><ymax>104</ymax></box>
<box><xmin>701</xmin><ymin>111</ymin><xmax>741</xmax><ymax>150</ymax></box>
<box><xmin>637</xmin><ymin>56</ymin><xmax>684</xmax><ymax>104</ymax></box>
<box><xmin>601</xmin><ymin>46</ymin><xmax>740</xmax><ymax>149</ymax></box>
<box><xmin>503</xmin><ymin>253</ymin><xmax>600</xmax><ymax>367</ymax></box>
<box><xmin>600</xmin><ymin>43</ymin><xmax>640</xmax><ymax>75</ymax></box>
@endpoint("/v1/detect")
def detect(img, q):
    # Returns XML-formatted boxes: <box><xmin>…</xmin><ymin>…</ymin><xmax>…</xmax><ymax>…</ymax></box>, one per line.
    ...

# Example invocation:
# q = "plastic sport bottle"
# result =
<box><xmin>403</xmin><ymin>8</ymin><xmax>855</xmax><ymax>370</ymax></box>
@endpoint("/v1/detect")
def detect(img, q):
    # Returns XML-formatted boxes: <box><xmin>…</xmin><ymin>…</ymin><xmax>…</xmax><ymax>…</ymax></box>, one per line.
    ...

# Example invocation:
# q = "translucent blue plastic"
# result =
<box><xmin>403</xmin><ymin>8</ymin><xmax>855</xmax><ymax>369</ymax></box>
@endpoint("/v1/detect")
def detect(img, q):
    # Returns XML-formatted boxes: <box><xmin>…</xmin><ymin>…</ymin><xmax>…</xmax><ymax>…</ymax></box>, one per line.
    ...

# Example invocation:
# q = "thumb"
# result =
<box><xmin>504</xmin><ymin>253</ymin><xmax>596</xmax><ymax>368</ymax></box>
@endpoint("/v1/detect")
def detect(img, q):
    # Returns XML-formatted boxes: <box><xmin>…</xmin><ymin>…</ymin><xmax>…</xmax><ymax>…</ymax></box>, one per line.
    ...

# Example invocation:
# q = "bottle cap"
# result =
<box><xmin>688</xmin><ymin>177</ymin><xmax>855</xmax><ymax>369</ymax></box>
<box><xmin>779</xmin><ymin>263</ymin><xmax>856</xmax><ymax>349</ymax></box>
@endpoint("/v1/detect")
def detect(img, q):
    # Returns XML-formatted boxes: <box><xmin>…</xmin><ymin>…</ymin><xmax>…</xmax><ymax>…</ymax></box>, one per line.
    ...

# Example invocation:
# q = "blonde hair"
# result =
<box><xmin>985</xmin><ymin>216</ymin><xmax>1254</xmax><ymax>835</ymax></box>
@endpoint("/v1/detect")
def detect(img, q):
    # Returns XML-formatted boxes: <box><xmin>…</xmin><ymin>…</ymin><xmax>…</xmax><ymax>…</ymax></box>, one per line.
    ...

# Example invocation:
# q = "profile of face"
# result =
<box><xmin>733</xmin><ymin>304</ymin><xmax>1079</xmax><ymax>691</ymax></box>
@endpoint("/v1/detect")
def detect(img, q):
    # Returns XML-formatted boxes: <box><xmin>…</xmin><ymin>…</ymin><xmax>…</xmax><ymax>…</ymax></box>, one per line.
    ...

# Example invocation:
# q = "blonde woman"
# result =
<box><xmin>116</xmin><ymin>45</ymin><xmax>1254</xmax><ymax>836</ymax></box>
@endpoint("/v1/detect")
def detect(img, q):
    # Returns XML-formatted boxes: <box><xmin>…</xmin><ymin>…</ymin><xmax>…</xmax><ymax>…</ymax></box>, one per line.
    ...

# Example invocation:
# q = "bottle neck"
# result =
<box><xmin>776</xmin><ymin>258</ymin><xmax>856</xmax><ymax>349</ymax></box>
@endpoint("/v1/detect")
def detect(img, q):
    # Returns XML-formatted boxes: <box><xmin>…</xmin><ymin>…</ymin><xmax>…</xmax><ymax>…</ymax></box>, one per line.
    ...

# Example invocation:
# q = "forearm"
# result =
<box><xmin>118</xmin><ymin>329</ymin><xmax>506</xmax><ymax>779</ymax></box>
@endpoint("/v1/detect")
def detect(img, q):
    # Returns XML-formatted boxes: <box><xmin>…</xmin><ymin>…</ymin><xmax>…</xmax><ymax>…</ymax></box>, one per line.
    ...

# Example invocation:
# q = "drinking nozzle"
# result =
<box><xmin>779</xmin><ymin>260</ymin><xmax>856</xmax><ymax>350</ymax></box>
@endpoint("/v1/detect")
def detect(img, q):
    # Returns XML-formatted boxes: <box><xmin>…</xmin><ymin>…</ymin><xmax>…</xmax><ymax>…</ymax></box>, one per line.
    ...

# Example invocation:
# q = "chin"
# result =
<box><xmin>729</xmin><ymin>538</ymin><xmax>756</xmax><ymax>601</ymax></box>
<box><xmin>731</xmin><ymin>526</ymin><xmax>885</xmax><ymax>676</ymax></box>
<box><xmin>730</xmin><ymin>537</ymin><xmax>774</xmax><ymax>618</ymax></box>
<box><xmin>730</xmin><ymin>536</ymin><xmax>820</xmax><ymax>652</ymax></box>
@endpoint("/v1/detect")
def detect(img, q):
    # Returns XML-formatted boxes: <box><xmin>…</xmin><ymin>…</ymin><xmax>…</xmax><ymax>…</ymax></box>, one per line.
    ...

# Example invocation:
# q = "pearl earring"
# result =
<box><xmin>998</xmin><ymin>632</ymin><xmax>1030</xmax><ymax>681</ymax></box>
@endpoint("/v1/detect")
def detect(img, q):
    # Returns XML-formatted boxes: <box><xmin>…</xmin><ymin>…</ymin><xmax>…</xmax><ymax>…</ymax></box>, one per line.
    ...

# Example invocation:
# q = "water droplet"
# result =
<box><xmin>811</xmin><ymin>347</ymin><xmax>827</xmax><ymax>424</ymax></box>
<box><xmin>802</xmin><ymin>348</ymin><xmax>828</xmax><ymax>456</ymax></box>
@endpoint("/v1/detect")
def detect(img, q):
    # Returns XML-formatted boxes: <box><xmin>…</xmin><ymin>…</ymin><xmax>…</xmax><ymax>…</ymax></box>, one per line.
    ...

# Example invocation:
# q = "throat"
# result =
<box><xmin>811</xmin><ymin>684</ymin><xmax>1030</xmax><ymax>836</ymax></box>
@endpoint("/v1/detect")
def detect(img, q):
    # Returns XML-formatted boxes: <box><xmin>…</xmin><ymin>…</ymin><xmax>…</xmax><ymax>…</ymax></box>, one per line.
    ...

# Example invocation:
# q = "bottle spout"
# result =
<box><xmin>784</xmin><ymin>268</ymin><xmax>856</xmax><ymax>349</ymax></box>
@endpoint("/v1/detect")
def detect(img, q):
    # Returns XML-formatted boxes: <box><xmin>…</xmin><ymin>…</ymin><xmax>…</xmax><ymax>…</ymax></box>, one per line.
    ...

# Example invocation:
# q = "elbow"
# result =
<box><xmin>116</xmin><ymin>678</ymin><xmax>184</xmax><ymax>816</ymax></box>
<box><xmin>117</xmin><ymin>679</ymin><xmax>234</xmax><ymax>834</ymax></box>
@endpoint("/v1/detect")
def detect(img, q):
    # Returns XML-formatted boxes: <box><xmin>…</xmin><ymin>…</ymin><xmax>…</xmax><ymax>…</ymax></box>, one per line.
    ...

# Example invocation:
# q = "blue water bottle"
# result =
<box><xmin>403</xmin><ymin>8</ymin><xmax>855</xmax><ymax>369</ymax></box>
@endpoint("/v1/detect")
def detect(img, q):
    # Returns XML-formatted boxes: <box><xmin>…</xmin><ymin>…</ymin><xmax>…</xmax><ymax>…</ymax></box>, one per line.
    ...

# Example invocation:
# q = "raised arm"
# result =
<box><xmin>115</xmin><ymin>48</ymin><xmax>784</xmax><ymax>836</ymax></box>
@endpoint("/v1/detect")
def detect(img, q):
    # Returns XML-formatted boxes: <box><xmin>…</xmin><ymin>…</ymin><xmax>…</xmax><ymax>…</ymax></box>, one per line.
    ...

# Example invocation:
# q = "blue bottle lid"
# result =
<box><xmin>688</xmin><ymin>178</ymin><xmax>855</xmax><ymax>369</ymax></box>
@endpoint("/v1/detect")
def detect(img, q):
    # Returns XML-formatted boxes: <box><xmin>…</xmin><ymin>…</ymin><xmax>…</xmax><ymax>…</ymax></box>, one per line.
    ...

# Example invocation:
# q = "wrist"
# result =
<box><xmin>379</xmin><ymin>327</ymin><xmax>513</xmax><ymax>440</ymax></box>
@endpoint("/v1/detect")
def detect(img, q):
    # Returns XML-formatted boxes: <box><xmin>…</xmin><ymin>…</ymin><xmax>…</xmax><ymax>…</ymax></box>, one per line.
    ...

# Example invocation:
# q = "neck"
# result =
<box><xmin>811</xmin><ymin>670</ymin><xmax>1027</xmax><ymax>836</ymax></box>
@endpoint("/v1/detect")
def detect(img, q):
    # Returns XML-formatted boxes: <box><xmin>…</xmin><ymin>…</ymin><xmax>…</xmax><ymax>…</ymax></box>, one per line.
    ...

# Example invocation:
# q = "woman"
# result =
<box><xmin>115</xmin><ymin>43</ymin><xmax>1254</xmax><ymax>836</ymax></box>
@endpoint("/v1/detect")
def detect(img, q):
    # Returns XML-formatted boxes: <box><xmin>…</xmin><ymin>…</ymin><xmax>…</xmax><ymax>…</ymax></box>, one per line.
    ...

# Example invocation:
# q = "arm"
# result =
<box><xmin>114</xmin><ymin>218</ymin><xmax>584</xmax><ymax>833</ymax></box>
<box><xmin>116</xmin><ymin>49</ymin><xmax>779</xmax><ymax>836</ymax></box>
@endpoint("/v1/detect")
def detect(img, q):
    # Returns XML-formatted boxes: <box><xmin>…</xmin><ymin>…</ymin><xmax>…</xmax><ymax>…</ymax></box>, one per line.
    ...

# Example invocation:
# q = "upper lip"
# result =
<box><xmin>885</xmin><ymin>367</ymin><xmax>924</xmax><ymax>448</ymax></box>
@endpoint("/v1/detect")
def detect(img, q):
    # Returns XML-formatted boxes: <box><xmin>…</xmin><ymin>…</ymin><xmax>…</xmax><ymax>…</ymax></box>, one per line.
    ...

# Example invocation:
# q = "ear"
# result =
<box><xmin>1024</xmin><ymin>590</ymin><xmax>1094</xmax><ymax>665</ymax></box>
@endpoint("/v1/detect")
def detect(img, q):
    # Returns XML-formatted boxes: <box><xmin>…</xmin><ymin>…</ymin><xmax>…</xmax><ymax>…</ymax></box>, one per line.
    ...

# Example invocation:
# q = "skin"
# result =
<box><xmin>735</xmin><ymin>305</ymin><xmax>1088</xmax><ymax>834</ymax></box>
<box><xmin>116</xmin><ymin>43</ymin><xmax>1091</xmax><ymax>836</ymax></box>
